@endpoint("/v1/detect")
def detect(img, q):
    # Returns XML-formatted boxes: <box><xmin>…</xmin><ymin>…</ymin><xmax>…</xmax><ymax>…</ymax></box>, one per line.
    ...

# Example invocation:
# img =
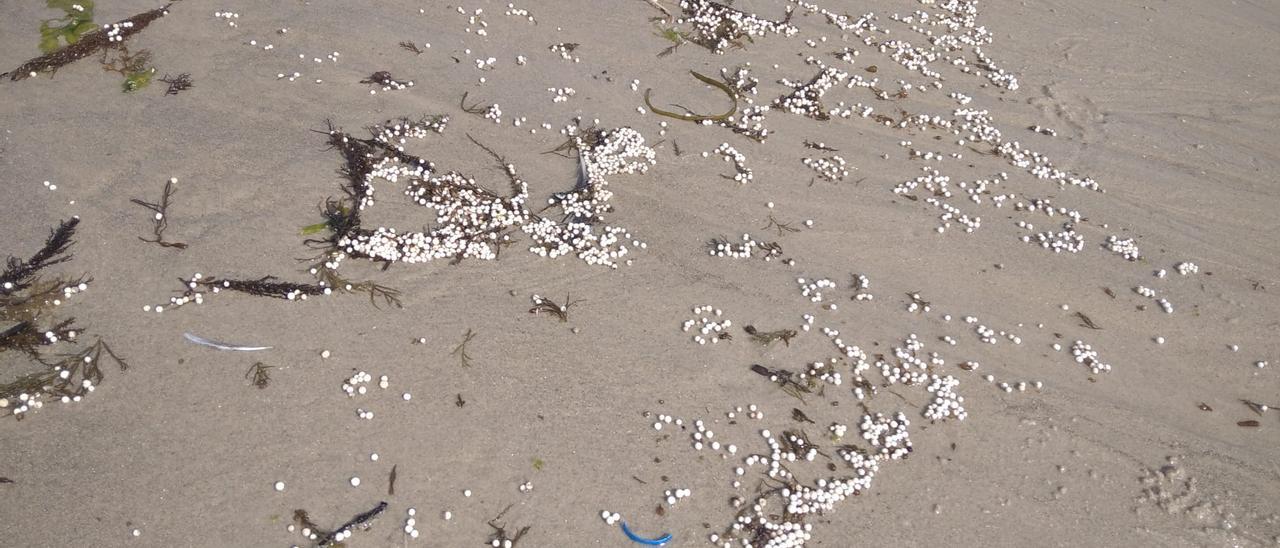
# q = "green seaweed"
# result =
<box><xmin>644</xmin><ymin>70</ymin><xmax>738</xmax><ymax>123</ymax></box>
<box><xmin>39</xmin><ymin>0</ymin><xmax>96</xmax><ymax>54</ymax></box>
<box><xmin>100</xmin><ymin>46</ymin><xmax>154</xmax><ymax>92</ymax></box>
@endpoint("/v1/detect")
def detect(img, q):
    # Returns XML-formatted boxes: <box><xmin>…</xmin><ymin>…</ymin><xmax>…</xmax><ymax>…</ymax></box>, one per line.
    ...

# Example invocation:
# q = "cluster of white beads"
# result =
<box><xmin>682</xmin><ymin>305</ymin><xmax>733</xmax><ymax>345</ymax></box>
<box><xmin>677</xmin><ymin>0</ymin><xmax>798</xmax><ymax>54</ymax></box>
<box><xmin>1071</xmin><ymin>340</ymin><xmax>1112</xmax><ymax>374</ymax></box>
<box><xmin>1105</xmin><ymin>235</ymin><xmax>1141</xmax><ymax>260</ymax></box>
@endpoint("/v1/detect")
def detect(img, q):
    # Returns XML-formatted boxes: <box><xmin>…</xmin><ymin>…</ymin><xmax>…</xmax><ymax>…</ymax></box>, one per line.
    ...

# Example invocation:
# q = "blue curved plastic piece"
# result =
<box><xmin>621</xmin><ymin>522</ymin><xmax>672</xmax><ymax>546</ymax></box>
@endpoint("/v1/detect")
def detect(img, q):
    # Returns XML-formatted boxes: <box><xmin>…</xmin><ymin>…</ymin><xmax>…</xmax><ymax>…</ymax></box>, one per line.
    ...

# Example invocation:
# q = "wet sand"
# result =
<box><xmin>1</xmin><ymin>0</ymin><xmax>1278</xmax><ymax>546</ymax></box>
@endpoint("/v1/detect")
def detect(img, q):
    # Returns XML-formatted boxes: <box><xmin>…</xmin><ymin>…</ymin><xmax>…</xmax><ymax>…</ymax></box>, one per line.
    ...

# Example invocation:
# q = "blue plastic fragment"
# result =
<box><xmin>621</xmin><ymin>522</ymin><xmax>672</xmax><ymax>546</ymax></box>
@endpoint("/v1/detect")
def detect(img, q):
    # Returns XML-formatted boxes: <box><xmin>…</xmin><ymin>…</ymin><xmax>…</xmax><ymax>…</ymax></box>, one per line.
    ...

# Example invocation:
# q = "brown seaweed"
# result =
<box><xmin>130</xmin><ymin>178</ymin><xmax>187</xmax><ymax>249</ymax></box>
<box><xmin>451</xmin><ymin>329</ymin><xmax>477</xmax><ymax>367</ymax></box>
<box><xmin>245</xmin><ymin>362</ymin><xmax>272</xmax><ymax>389</ymax></box>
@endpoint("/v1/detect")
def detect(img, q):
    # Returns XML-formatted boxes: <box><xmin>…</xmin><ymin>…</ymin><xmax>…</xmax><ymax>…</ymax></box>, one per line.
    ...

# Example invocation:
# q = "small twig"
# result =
<box><xmin>388</xmin><ymin>464</ymin><xmax>398</xmax><ymax>496</ymax></box>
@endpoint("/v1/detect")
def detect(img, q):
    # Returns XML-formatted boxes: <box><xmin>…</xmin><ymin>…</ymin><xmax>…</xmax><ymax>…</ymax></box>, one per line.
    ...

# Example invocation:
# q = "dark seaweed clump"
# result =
<box><xmin>1</xmin><ymin>218</ymin><xmax>128</xmax><ymax>419</ymax></box>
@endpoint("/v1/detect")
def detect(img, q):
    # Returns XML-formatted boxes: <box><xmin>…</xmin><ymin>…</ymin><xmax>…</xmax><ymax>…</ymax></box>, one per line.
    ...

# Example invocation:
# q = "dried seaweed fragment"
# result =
<box><xmin>4</xmin><ymin>3</ymin><xmax>172</xmax><ymax>81</ymax></box>
<box><xmin>399</xmin><ymin>41</ymin><xmax>424</xmax><ymax>54</ymax></box>
<box><xmin>749</xmin><ymin>364</ymin><xmax>811</xmax><ymax>402</ymax></box>
<box><xmin>158</xmin><ymin>72</ymin><xmax>192</xmax><ymax>95</ymax></box>
<box><xmin>529</xmin><ymin>294</ymin><xmax>582</xmax><ymax>322</ymax></box>
<box><xmin>803</xmin><ymin>140</ymin><xmax>838</xmax><ymax>152</ymax></box>
<box><xmin>245</xmin><ymin>362</ymin><xmax>272</xmax><ymax>389</ymax></box>
<box><xmin>294</xmin><ymin>501</ymin><xmax>388</xmax><ymax>547</ymax></box>
<box><xmin>360</xmin><ymin>70</ymin><xmax>411</xmax><ymax>90</ymax></box>
<box><xmin>1</xmin><ymin>218</ymin><xmax>79</xmax><ymax>294</ymax></box>
<box><xmin>487</xmin><ymin>504</ymin><xmax>533</xmax><ymax>547</ymax></box>
<box><xmin>1075</xmin><ymin>311</ymin><xmax>1102</xmax><ymax>330</ymax></box>
<box><xmin>743</xmin><ymin>325</ymin><xmax>796</xmax><ymax>346</ymax></box>
<box><xmin>761</xmin><ymin>214</ymin><xmax>800</xmax><ymax>236</ymax></box>
<box><xmin>451</xmin><ymin>329</ymin><xmax>477</xmax><ymax>367</ymax></box>
<box><xmin>130</xmin><ymin>178</ymin><xmax>187</xmax><ymax>249</ymax></box>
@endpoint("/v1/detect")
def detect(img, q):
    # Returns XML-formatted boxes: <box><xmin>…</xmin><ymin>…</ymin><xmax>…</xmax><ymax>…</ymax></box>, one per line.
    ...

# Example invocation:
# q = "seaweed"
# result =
<box><xmin>529</xmin><ymin>294</ymin><xmax>582</xmax><ymax>322</ymax></box>
<box><xmin>761</xmin><ymin>214</ymin><xmax>800</xmax><ymax>236</ymax></box>
<box><xmin>743</xmin><ymin>325</ymin><xmax>796</xmax><ymax>347</ymax></box>
<box><xmin>39</xmin><ymin>0</ymin><xmax>97</xmax><ymax>54</ymax></box>
<box><xmin>1074</xmin><ymin>311</ymin><xmax>1102</xmax><ymax>330</ymax></box>
<box><xmin>749</xmin><ymin>364</ymin><xmax>811</xmax><ymax>402</ymax></box>
<box><xmin>0</xmin><ymin>218</ymin><xmax>127</xmax><ymax>418</ymax></box>
<box><xmin>130</xmin><ymin>178</ymin><xmax>187</xmax><ymax>249</ymax></box>
<box><xmin>676</xmin><ymin>0</ymin><xmax>796</xmax><ymax>54</ymax></box>
<box><xmin>4</xmin><ymin>3</ymin><xmax>172</xmax><ymax>82</ymax></box>
<box><xmin>791</xmin><ymin>408</ymin><xmax>814</xmax><ymax>424</ymax></box>
<box><xmin>654</xmin><ymin>24</ymin><xmax>689</xmax><ymax>57</ymax></box>
<box><xmin>803</xmin><ymin>140</ymin><xmax>838</xmax><ymax>152</ymax></box>
<box><xmin>0</xmin><ymin>338</ymin><xmax>128</xmax><ymax>419</ymax></box>
<box><xmin>158</xmin><ymin>72</ymin><xmax>192</xmax><ymax>95</ymax></box>
<box><xmin>245</xmin><ymin>362</ymin><xmax>272</xmax><ymax>389</ymax></box>
<box><xmin>360</xmin><ymin>71</ymin><xmax>411</xmax><ymax>89</ymax></box>
<box><xmin>451</xmin><ymin>329</ymin><xmax>477</xmax><ymax>368</ymax></box>
<box><xmin>1</xmin><ymin>218</ymin><xmax>79</xmax><ymax>294</ymax></box>
<box><xmin>398</xmin><ymin>41</ymin><xmax>425</xmax><ymax>55</ymax></box>
<box><xmin>486</xmin><ymin>504</ymin><xmax>532</xmax><ymax>547</ymax></box>
<box><xmin>387</xmin><ymin>464</ymin><xmax>397</xmax><ymax>496</ymax></box>
<box><xmin>906</xmin><ymin>292</ymin><xmax>930</xmax><ymax>313</ymax></box>
<box><xmin>294</xmin><ymin>501</ymin><xmax>388</xmax><ymax>547</ymax></box>
<box><xmin>99</xmin><ymin>45</ymin><xmax>154</xmax><ymax>92</ymax></box>
<box><xmin>644</xmin><ymin>71</ymin><xmax>738</xmax><ymax>123</ymax></box>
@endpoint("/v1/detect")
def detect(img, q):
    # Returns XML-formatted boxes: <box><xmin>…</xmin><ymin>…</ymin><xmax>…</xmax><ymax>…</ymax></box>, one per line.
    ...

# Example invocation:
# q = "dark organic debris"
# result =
<box><xmin>451</xmin><ymin>329</ymin><xmax>477</xmax><ymax>367</ymax></box>
<box><xmin>4</xmin><ymin>3</ymin><xmax>172</xmax><ymax>82</ymax></box>
<box><xmin>529</xmin><ymin>294</ymin><xmax>582</xmax><ymax>322</ymax></box>
<box><xmin>245</xmin><ymin>362</ymin><xmax>272</xmax><ymax>388</ymax></box>
<box><xmin>743</xmin><ymin>325</ymin><xmax>796</xmax><ymax>346</ymax></box>
<box><xmin>158</xmin><ymin>72</ymin><xmax>193</xmax><ymax>95</ymax></box>
<box><xmin>487</xmin><ymin>504</ymin><xmax>532</xmax><ymax>547</ymax></box>
<box><xmin>130</xmin><ymin>178</ymin><xmax>187</xmax><ymax>249</ymax></box>
<box><xmin>294</xmin><ymin>501</ymin><xmax>388</xmax><ymax>547</ymax></box>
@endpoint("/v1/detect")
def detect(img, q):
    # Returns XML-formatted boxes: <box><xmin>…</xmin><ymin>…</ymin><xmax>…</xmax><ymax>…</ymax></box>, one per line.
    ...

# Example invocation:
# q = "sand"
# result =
<box><xmin>1</xmin><ymin>0</ymin><xmax>1278</xmax><ymax>546</ymax></box>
